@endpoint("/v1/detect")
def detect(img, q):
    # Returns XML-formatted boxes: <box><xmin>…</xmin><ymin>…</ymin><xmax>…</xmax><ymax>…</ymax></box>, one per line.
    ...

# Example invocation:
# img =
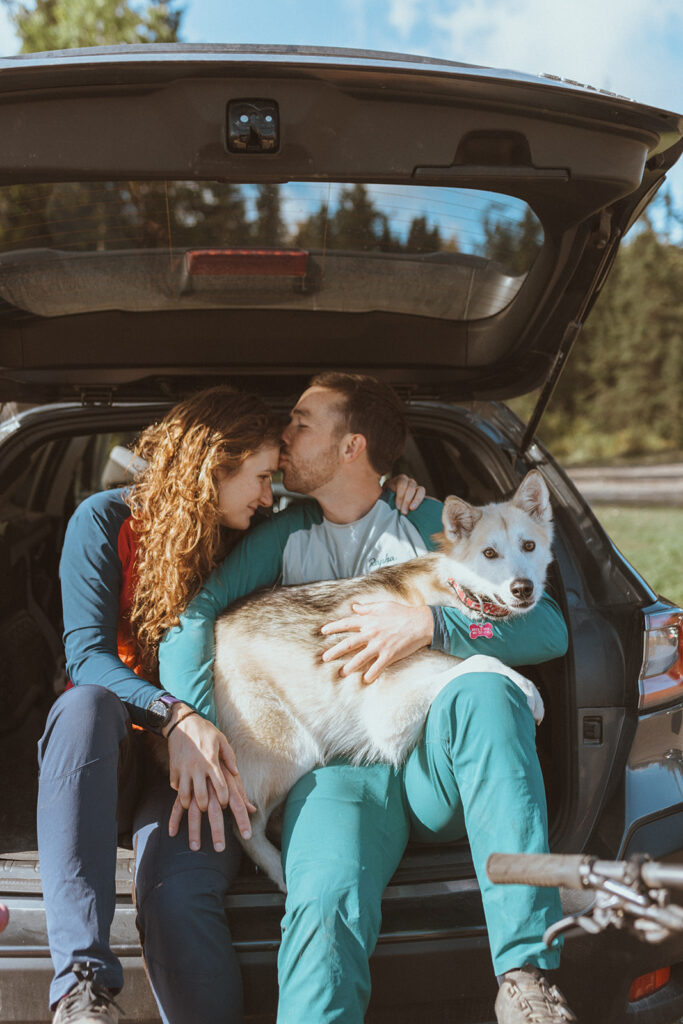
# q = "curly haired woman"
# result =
<box><xmin>38</xmin><ymin>387</ymin><xmax>283</xmax><ymax>1024</ymax></box>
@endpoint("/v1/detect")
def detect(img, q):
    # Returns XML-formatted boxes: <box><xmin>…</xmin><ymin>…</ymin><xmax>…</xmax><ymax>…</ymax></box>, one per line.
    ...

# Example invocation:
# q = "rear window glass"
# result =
<box><xmin>0</xmin><ymin>181</ymin><xmax>542</xmax><ymax>322</ymax></box>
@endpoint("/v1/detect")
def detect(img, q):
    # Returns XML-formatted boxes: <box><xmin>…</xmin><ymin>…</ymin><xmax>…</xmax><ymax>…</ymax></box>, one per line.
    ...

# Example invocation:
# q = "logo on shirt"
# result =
<box><xmin>367</xmin><ymin>554</ymin><xmax>398</xmax><ymax>571</ymax></box>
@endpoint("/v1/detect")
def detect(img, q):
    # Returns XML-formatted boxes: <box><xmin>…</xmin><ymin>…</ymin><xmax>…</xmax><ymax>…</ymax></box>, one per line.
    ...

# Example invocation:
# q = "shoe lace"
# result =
<box><xmin>57</xmin><ymin>963</ymin><xmax>123</xmax><ymax>1020</ymax></box>
<box><xmin>507</xmin><ymin>970</ymin><xmax>575</xmax><ymax>1023</ymax></box>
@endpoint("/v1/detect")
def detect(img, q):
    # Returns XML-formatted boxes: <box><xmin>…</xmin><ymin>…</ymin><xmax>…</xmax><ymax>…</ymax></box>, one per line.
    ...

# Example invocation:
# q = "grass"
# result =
<box><xmin>594</xmin><ymin>506</ymin><xmax>683</xmax><ymax>606</ymax></box>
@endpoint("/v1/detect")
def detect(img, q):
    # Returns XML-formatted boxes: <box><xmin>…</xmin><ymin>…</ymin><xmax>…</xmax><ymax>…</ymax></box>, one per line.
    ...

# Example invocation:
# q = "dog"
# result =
<box><xmin>213</xmin><ymin>470</ymin><xmax>554</xmax><ymax>891</ymax></box>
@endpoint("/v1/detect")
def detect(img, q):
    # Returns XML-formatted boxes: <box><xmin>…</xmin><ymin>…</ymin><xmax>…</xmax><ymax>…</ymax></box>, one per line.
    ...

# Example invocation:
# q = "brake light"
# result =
<box><xmin>628</xmin><ymin>966</ymin><xmax>671</xmax><ymax>1002</ymax></box>
<box><xmin>639</xmin><ymin>609</ymin><xmax>683</xmax><ymax>711</ymax></box>
<box><xmin>186</xmin><ymin>249</ymin><xmax>308</xmax><ymax>277</ymax></box>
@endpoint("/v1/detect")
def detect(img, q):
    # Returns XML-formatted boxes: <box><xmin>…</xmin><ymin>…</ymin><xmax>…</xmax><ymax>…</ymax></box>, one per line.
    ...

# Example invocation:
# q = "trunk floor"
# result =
<box><xmin>0</xmin><ymin>699</ymin><xmax>48</xmax><ymax>858</ymax></box>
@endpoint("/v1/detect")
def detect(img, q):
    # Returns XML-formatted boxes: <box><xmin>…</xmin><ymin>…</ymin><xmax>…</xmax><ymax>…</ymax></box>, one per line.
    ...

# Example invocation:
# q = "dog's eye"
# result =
<box><xmin>523</xmin><ymin>540</ymin><xmax>536</xmax><ymax>552</ymax></box>
<box><xmin>483</xmin><ymin>548</ymin><xmax>498</xmax><ymax>559</ymax></box>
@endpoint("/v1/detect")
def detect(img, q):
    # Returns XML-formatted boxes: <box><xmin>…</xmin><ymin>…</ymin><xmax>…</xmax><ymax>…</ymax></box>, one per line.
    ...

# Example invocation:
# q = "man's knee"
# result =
<box><xmin>38</xmin><ymin>685</ymin><xmax>130</xmax><ymax>771</ymax></box>
<box><xmin>429</xmin><ymin>670</ymin><xmax>532</xmax><ymax>742</ymax></box>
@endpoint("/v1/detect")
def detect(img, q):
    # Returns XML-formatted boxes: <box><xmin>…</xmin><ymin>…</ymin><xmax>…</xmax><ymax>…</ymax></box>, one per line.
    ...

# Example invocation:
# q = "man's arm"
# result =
<box><xmin>432</xmin><ymin>594</ymin><xmax>569</xmax><ymax>665</ymax></box>
<box><xmin>158</xmin><ymin>502</ymin><xmax>317</xmax><ymax>722</ymax></box>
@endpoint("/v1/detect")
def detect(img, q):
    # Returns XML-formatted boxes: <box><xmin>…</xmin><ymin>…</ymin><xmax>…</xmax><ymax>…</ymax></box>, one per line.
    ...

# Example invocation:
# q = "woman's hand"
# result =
<box><xmin>321</xmin><ymin>601</ymin><xmax>434</xmax><ymax>683</ymax></box>
<box><xmin>384</xmin><ymin>473</ymin><xmax>427</xmax><ymax>514</ymax></box>
<box><xmin>165</xmin><ymin>708</ymin><xmax>255</xmax><ymax>848</ymax></box>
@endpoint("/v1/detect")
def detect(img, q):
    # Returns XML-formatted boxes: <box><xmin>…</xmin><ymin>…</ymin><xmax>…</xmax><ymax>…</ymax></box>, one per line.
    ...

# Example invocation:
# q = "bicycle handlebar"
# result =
<box><xmin>486</xmin><ymin>853</ymin><xmax>683</xmax><ymax>892</ymax></box>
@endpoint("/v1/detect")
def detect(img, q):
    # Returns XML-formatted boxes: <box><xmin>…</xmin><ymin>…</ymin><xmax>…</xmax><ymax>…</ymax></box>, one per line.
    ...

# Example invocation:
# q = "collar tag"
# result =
<box><xmin>470</xmin><ymin>622</ymin><xmax>494</xmax><ymax>639</ymax></box>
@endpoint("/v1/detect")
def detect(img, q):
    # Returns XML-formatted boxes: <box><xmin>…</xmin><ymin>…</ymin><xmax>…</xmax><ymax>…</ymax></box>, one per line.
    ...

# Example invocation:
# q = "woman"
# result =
<box><xmin>40</xmin><ymin>385</ymin><xmax>421</xmax><ymax>1024</ymax></box>
<box><xmin>40</xmin><ymin>387</ymin><xmax>282</xmax><ymax>1024</ymax></box>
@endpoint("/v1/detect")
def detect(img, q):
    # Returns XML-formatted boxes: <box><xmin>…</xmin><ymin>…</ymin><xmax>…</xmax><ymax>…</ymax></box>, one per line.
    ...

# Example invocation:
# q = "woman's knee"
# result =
<box><xmin>137</xmin><ymin>867</ymin><xmax>230</xmax><ymax>951</ymax></box>
<box><xmin>38</xmin><ymin>685</ymin><xmax>129</xmax><ymax>771</ymax></box>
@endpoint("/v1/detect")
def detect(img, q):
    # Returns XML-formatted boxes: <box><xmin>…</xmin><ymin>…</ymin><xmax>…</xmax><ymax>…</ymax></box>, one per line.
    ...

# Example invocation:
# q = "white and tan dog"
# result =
<box><xmin>213</xmin><ymin>470</ymin><xmax>554</xmax><ymax>890</ymax></box>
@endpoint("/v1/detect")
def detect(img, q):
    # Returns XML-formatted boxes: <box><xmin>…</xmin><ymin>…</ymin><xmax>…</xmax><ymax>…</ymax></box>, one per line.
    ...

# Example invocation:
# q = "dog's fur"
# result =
<box><xmin>211</xmin><ymin>470</ymin><xmax>554</xmax><ymax>891</ymax></box>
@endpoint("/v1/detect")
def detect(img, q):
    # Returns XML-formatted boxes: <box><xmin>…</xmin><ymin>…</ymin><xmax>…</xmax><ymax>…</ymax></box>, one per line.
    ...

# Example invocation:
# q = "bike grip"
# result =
<box><xmin>486</xmin><ymin>853</ymin><xmax>586</xmax><ymax>889</ymax></box>
<box><xmin>640</xmin><ymin>861</ymin><xmax>683</xmax><ymax>892</ymax></box>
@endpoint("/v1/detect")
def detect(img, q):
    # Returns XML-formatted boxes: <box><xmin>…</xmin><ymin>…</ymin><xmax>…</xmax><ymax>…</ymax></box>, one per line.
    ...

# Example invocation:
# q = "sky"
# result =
<box><xmin>0</xmin><ymin>0</ymin><xmax>681</xmax><ymax>221</ymax></box>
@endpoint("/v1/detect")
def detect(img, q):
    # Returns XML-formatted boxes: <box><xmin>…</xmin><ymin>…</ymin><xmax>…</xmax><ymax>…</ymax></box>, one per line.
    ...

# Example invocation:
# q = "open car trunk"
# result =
<box><xmin>0</xmin><ymin>398</ymin><xmax>574</xmax><ymax>873</ymax></box>
<box><xmin>0</xmin><ymin>393</ymin><xmax>659</xmax><ymax>1022</ymax></box>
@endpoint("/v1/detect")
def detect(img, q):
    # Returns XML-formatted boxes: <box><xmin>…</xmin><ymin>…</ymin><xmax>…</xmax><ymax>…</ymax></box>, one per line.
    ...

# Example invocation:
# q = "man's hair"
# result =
<box><xmin>310</xmin><ymin>372</ymin><xmax>407</xmax><ymax>475</ymax></box>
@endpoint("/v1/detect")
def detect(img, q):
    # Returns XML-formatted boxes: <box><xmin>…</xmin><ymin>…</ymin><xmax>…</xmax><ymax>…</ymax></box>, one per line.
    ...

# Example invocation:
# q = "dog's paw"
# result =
<box><xmin>511</xmin><ymin>672</ymin><xmax>544</xmax><ymax>725</ymax></box>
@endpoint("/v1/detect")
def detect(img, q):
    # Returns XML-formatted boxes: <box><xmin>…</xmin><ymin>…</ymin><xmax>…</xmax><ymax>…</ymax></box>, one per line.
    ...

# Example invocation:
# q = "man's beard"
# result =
<box><xmin>281</xmin><ymin>442</ymin><xmax>339</xmax><ymax>495</ymax></box>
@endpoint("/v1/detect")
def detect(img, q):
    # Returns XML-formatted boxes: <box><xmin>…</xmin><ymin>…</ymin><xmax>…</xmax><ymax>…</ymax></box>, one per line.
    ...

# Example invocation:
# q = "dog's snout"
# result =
<box><xmin>511</xmin><ymin>578</ymin><xmax>534</xmax><ymax>601</ymax></box>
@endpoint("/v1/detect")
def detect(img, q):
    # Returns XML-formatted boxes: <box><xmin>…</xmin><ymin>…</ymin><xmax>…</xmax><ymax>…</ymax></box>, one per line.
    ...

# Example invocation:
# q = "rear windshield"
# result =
<box><xmin>0</xmin><ymin>181</ymin><xmax>542</xmax><ymax>322</ymax></box>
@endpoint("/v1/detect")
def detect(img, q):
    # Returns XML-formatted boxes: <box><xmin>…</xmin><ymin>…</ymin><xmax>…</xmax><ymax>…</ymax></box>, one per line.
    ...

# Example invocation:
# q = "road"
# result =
<box><xmin>566</xmin><ymin>463</ymin><xmax>683</xmax><ymax>506</ymax></box>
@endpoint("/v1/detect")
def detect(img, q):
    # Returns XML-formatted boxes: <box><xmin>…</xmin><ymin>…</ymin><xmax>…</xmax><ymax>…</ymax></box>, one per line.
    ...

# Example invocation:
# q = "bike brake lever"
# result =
<box><xmin>543</xmin><ymin>911</ymin><xmax>602</xmax><ymax>947</ymax></box>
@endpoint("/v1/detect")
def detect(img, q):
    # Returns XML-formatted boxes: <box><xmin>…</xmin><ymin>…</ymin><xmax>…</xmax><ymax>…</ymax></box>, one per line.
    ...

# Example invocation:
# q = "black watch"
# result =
<box><xmin>146</xmin><ymin>694</ymin><xmax>181</xmax><ymax>733</ymax></box>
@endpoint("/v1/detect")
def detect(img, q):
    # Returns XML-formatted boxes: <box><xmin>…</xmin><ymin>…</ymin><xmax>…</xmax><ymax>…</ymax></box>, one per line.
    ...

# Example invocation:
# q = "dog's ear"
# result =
<box><xmin>511</xmin><ymin>470</ymin><xmax>552</xmax><ymax>523</ymax></box>
<box><xmin>443</xmin><ymin>496</ymin><xmax>483</xmax><ymax>540</ymax></box>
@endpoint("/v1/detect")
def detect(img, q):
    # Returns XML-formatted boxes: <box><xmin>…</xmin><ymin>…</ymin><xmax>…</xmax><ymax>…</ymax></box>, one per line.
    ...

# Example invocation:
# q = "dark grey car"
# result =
<box><xmin>0</xmin><ymin>44</ymin><xmax>682</xmax><ymax>1024</ymax></box>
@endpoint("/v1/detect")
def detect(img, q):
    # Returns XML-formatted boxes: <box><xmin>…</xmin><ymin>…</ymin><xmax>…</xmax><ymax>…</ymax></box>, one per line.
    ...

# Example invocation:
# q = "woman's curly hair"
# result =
<box><xmin>126</xmin><ymin>386</ymin><xmax>282</xmax><ymax>677</ymax></box>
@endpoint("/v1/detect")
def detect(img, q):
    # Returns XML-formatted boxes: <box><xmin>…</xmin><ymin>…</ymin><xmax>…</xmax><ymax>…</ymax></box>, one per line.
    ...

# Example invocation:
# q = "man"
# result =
<box><xmin>159</xmin><ymin>372</ymin><xmax>576</xmax><ymax>1024</ymax></box>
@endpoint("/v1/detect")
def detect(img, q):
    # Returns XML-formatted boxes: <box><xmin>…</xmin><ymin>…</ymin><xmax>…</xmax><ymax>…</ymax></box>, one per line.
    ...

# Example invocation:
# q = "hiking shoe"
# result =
<box><xmin>495</xmin><ymin>966</ymin><xmax>576</xmax><ymax>1023</ymax></box>
<box><xmin>53</xmin><ymin>963</ymin><xmax>123</xmax><ymax>1023</ymax></box>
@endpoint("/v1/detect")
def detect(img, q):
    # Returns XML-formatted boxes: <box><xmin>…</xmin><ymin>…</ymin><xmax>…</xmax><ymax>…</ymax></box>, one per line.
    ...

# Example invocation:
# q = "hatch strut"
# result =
<box><xmin>517</xmin><ymin>210</ymin><xmax>620</xmax><ymax>459</ymax></box>
<box><xmin>517</xmin><ymin>320</ymin><xmax>582</xmax><ymax>457</ymax></box>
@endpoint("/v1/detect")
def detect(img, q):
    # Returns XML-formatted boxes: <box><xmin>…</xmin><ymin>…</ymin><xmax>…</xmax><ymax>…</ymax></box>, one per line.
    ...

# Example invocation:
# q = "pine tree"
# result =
<box><xmin>1</xmin><ymin>0</ymin><xmax>182</xmax><ymax>52</ymax></box>
<box><xmin>405</xmin><ymin>215</ymin><xmax>442</xmax><ymax>254</ymax></box>
<box><xmin>252</xmin><ymin>185</ymin><xmax>285</xmax><ymax>247</ymax></box>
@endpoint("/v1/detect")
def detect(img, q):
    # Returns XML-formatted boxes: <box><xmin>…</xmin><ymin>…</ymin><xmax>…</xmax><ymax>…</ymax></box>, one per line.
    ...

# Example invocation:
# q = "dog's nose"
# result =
<box><xmin>511</xmin><ymin>578</ymin><xmax>534</xmax><ymax>601</ymax></box>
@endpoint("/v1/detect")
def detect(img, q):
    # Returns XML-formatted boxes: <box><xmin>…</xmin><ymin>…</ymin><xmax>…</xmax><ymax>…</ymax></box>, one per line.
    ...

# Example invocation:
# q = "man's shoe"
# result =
<box><xmin>495</xmin><ymin>966</ymin><xmax>576</xmax><ymax>1023</ymax></box>
<box><xmin>52</xmin><ymin>963</ymin><xmax>123</xmax><ymax>1023</ymax></box>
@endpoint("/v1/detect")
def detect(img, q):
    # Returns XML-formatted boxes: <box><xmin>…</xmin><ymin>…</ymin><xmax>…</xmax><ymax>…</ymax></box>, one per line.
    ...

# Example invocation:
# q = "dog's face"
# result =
<box><xmin>440</xmin><ymin>470</ymin><xmax>553</xmax><ymax>613</ymax></box>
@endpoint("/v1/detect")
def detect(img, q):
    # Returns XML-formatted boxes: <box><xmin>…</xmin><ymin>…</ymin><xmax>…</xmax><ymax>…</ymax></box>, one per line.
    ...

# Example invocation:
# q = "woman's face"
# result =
<box><xmin>215</xmin><ymin>444</ymin><xmax>280</xmax><ymax>530</ymax></box>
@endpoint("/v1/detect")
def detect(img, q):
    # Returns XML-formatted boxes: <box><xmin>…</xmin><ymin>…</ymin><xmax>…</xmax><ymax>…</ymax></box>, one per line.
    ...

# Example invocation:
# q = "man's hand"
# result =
<box><xmin>385</xmin><ymin>474</ymin><xmax>427</xmax><ymax>515</ymax></box>
<box><xmin>168</xmin><ymin>758</ymin><xmax>256</xmax><ymax>852</ymax></box>
<box><xmin>165</xmin><ymin>709</ymin><xmax>255</xmax><ymax>848</ymax></box>
<box><xmin>321</xmin><ymin>601</ymin><xmax>434</xmax><ymax>683</ymax></box>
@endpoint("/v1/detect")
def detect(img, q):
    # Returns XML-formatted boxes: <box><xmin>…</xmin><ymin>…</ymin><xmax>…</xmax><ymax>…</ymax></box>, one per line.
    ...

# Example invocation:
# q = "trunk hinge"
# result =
<box><xmin>79</xmin><ymin>386</ymin><xmax>115</xmax><ymax>407</ymax></box>
<box><xmin>517</xmin><ymin>210</ymin><xmax>619</xmax><ymax>459</ymax></box>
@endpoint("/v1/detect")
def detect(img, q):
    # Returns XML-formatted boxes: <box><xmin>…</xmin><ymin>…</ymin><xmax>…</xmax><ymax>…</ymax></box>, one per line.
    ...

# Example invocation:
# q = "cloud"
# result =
<box><xmin>388</xmin><ymin>0</ymin><xmax>421</xmax><ymax>38</ymax></box>
<box><xmin>425</xmin><ymin>0</ymin><xmax>682</xmax><ymax>111</ymax></box>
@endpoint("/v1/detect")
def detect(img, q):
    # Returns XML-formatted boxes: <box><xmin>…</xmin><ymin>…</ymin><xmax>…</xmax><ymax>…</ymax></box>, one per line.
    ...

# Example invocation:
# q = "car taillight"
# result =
<box><xmin>639</xmin><ymin>609</ymin><xmax>683</xmax><ymax>711</ymax></box>
<box><xmin>186</xmin><ymin>249</ymin><xmax>308</xmax><ymax>277</ymax></box>
<box><xmin>628</xmin><ymin>966</ymin><xmax>671</xmax><ymax>1002</ymax></box>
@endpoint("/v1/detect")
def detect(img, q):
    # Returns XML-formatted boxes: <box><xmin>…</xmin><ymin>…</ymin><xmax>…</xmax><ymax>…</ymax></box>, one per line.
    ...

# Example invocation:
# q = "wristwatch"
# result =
<box><xmin>146</xmin><ymin>694</ymin><xmax>182</xmax><ymax>733</ymax></box>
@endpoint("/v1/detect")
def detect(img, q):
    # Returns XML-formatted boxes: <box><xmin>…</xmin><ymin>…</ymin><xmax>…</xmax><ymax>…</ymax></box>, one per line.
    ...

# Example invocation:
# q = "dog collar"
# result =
<box><xmin>447</xmin><ymin>579</ymin><xmax>511</xmax><ymax>618</ymax></box>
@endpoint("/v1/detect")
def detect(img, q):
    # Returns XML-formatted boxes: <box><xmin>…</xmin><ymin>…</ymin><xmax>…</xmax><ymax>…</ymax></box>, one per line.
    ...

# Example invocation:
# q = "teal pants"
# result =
<box><xmin>277</xmin><ymin>671</ymin><xmax>561</xmax><ymax>1023</ymax></box>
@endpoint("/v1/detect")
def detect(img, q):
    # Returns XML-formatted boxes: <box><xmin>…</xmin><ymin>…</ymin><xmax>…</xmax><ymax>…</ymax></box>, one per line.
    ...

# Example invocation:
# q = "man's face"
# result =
<box><xmin>280</xmin><ymin>387</ymin><xmax>346</xmax><ymax>494</ymax></box>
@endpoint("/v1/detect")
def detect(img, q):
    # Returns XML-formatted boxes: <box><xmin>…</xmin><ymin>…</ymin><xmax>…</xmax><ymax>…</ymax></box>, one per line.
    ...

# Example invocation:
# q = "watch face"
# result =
<box><xmin>147</xmin><ymin>698</ymin><xmax>171</xmax><ymax>728</ymax></box>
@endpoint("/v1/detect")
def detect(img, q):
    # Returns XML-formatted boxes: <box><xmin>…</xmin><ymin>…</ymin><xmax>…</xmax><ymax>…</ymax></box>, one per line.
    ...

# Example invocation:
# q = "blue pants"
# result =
<box><xmin>37</xmin><ymin>685</ymin><xmax>244</xmax><ymax>1022</ymax></box>
<box><xmin>277</xmin><ymin>671</ymin><xmax>561</xmax><ymax>1023</ymax></box>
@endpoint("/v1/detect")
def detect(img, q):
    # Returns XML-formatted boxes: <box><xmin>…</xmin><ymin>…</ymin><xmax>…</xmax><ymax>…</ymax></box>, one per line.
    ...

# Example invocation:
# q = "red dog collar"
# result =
<box><xmin>447</xmin><ymin>579</ymin><xmax>510</xmax><ymax>619</ymax></box>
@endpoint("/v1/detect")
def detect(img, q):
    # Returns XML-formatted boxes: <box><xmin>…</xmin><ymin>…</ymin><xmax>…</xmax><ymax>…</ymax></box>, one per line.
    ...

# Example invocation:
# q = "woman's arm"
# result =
<box><xmin>60</xmin><ymin>491</ymin><xmax>170</xmax><ymax>726</ymax></box>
